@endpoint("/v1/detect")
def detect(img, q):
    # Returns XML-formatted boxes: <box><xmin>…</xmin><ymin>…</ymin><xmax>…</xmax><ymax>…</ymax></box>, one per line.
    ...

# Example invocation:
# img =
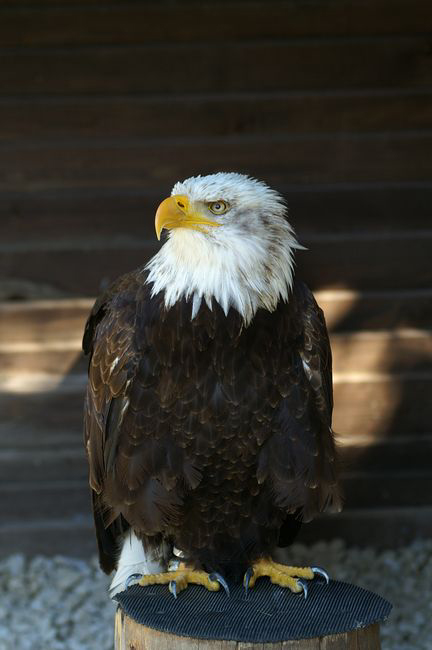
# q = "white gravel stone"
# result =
<box><xmin>0</xmin><ymin>540</ymin><xmax>431</xmax><ymax>649</ymax></box>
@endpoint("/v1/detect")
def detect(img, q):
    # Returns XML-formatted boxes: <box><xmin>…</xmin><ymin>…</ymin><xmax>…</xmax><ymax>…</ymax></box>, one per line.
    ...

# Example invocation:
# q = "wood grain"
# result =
<box><xmin>0</xmin><ymin>517</ymin><xmax>95</xmax><ymax>558</ymax></box>
<box><xmin>0</xmin><ymin>133</ymin><xmax>430</xmax><ymax>192</ymax></box>
<box><xmin>1</xmin><ymin>38</ymin><xmax>431</xmax><ymax>96</ymax></box>
<box><xmin>298</xmin><ymin>507</ymin><xmax>432</xmax><ymax>547</ymax></box>
<box><xmin>0</xmin><ymin>299</ymin><xmax>93</xmax><ymax>341</ymax></box>
<box><xmin>0</xmin><ymin>1</ymin><xmax>431</xmax><ymax>46</ymax></box>
<box><xmin>0</xmin><ymin>480</ymin><xmax>90</xmax><ymax>521</ymax></box>
<box><xmin>320</xmin><ymin>632</ymin><xmax>349</xmax><ymax>650</ymax></box>
<box><xmin>0</xmin><ymin>90</ymin><xmax>431</xmax><ymax>140</ymax></box>
<box><xmin>318</xmin><ymin>289</ymin><xmax>432</xmax><ymax>332</ymax></box>
<box><xmin>114</xmin><ymin>611</ymin><xmax>380</xmax><ymax>649</ymax></box>
<box><xmin>333</xmin><ymin>375</ymin><xmax>432</xmax><ymax>436</ymax></box>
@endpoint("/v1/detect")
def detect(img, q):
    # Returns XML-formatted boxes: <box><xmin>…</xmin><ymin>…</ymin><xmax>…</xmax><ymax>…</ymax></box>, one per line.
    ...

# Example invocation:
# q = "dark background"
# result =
<box><xmin>0</xmin><ymin>0</ymin><xmax>431</xmax><ymax>556</ymax></box>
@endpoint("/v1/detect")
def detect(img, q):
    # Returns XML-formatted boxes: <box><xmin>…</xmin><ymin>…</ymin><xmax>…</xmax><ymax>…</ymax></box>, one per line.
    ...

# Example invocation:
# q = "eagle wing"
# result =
<box><xmin>83</xmin><ymin>274</ymin><xmax>202</xmax><ymax>573</ymax></box>
<box><xmin>256</xmin><ymin>280</ymin><xmax>341</xmax><ymax>527</ymax></box>
<box><xmin>83</xmin><ymin>274</ymin><xmax>138</xmax><ymax>571</ymax></box>
<box><xmin>296</xmin><ymin>280</ymin><xmax>333</xmax><ymax>427</ymax></box>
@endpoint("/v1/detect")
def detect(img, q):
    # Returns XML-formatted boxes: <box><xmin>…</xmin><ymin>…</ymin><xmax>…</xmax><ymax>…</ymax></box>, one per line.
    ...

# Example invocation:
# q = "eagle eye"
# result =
<box><xmin>208</xmin><ymin>200</ymin><xmax>229</xmax><ymax>215</ymax></box>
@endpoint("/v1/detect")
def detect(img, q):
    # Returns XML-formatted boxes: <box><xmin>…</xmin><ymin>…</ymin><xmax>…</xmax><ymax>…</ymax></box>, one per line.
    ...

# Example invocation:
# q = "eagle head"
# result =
<box><xmin>146</xmin><ymin>172</ymin><xmax>303</xmax><ymax>323</ymax></box>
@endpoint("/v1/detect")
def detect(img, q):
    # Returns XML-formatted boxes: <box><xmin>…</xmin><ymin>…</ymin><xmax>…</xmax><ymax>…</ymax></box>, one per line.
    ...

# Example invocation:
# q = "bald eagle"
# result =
<box><xmin>83</xmin><ymin>173</ymin><xmax>341</xmax><ymax>598</ymax></box>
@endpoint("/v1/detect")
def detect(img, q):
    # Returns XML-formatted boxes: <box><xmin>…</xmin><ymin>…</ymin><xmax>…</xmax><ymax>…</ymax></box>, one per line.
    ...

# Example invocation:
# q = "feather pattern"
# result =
<box><xmin>83</xmin><ymin>270</ymin><xmax>341</xmax><ymax>576</ymax></box>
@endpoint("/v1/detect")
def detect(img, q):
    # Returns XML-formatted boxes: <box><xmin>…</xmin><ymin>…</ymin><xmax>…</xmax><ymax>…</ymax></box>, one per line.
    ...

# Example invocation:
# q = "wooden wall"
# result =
<box><xmin>0</xmin><ymin>0</ymin><xmax>431</xmax><ymax>555</ymax></box>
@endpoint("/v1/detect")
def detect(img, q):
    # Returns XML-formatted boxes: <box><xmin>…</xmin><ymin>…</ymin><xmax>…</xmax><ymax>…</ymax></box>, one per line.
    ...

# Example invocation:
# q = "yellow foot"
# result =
<box><xmin>138</xmin><ymin>566</ymin><xmax>230</xmax><ymax>598</ymax></box>
<box><xmin>243</xmin><ymin>558</ymin><xmax>329</xmax><ymax>598</ymax></box>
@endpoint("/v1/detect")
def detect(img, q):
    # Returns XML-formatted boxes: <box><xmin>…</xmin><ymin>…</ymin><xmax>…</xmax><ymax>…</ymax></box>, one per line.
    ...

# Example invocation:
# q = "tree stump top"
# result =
<box><xmin>114</xmin><ymin>579</ymin><xmax>391</xmax><ymax>645</ymax></box>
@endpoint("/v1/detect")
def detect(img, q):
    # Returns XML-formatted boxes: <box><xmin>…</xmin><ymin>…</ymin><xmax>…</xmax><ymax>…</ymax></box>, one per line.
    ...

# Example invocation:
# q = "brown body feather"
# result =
<box><xmin>83</xmin><ymin>269</ymin><xmax>341</xmax><ymax>576</ymax></box>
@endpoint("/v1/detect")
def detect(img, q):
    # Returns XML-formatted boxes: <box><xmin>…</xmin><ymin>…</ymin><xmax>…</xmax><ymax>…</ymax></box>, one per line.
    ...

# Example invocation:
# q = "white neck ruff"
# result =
<box><xmin>145</xmin><ymin>226</ymin><xmax>300</xmax><ymax>325</ymax></box>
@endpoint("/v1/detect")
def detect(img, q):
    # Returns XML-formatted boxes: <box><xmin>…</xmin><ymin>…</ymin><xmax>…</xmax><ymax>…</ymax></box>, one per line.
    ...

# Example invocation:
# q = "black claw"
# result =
<box><xmin>297</xmin><ymin>579</ymin><xmax>308</xmax><ymax>599</ymax></box>
<box><xmin>168</xmin><ymin>558</ymin><xmax>180</xmax><ymax>572</ymax></box>
<box><xmin>169</xmin><ymin>580</ymin><xmax>177</xmax><ymax>599</ymax></box>
<box><xmin>209</xmin><ymin>572</ymin><xmax>230</xmax><ymax>597</ymax></box>
<box><xmin>244</xmin><ymin>567</ymin><xmax>254</xmax><ymax>595</ymax></box>
<box><xmin>125</xmin><ymin>573</ymin><xmax>143</xmax><ymax>589</ymax></box>
<box><xmin>312</xmin><ymin>566</ymin><xmax>330</xmax><ymax>584</ymax></box>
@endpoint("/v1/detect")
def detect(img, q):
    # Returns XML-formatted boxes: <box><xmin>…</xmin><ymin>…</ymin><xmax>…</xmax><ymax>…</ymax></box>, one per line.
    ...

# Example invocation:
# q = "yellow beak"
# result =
<box><xmin>154</xmin><ymin>195</ymin><xmax>220</xmax><ymax>240</ymax></box>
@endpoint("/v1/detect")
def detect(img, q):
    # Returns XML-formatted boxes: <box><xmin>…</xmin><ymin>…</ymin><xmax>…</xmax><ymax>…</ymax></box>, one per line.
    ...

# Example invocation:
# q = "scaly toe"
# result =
<box><xmin>139</xmin><ymin>568</ymin><xmax>219</xmax><ymax>596</ymax></box>
<box><xmin>243</xmin><ymin>558</ymin><xmax>327</xmax><ymax>594</ymax></box>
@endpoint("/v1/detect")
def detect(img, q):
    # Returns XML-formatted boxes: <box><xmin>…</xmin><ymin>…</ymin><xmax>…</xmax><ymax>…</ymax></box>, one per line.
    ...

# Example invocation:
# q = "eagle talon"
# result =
<box><xmin>243</xmin><ymin>567</ymin><xmax>254</xmax><ymax>594</ymax></box>
<box><xmin>169</xmin><ymin>580</ymin><xmax>177</xmax><ymax>599</ymax></box>
<box><xmin>209</xmin><ymin>572</ymin><xmax>230</xmax><ymax>597</ymax></box>
<box><xmin>125</xmin><ymin>573</ymin><xmax>143</xmax><ymax>589</ymax></box>
<box><xmin>168</xmin><ymin>558</ymin><xmax>181</xmax><ymax>571</ymax></box>
<box><xmin>311</xmin><ymin>566</ymin><xmax>330</xmax><ymax>584</ymax></box>
<box><xmin>297</xmin><ymin>579</ymin><xmax>308</xmax><ymax>599</ymax></box>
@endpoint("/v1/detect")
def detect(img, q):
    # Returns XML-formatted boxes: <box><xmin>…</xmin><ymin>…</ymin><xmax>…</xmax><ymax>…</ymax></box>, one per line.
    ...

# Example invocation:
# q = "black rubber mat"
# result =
<box><xmin>115</xmin><ymin>579</ymin><xmax>392</xmax><ymax>642</ymax></box>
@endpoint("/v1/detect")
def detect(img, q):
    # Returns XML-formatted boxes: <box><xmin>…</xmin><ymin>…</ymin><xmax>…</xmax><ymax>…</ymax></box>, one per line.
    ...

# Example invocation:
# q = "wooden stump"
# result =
<box><xmin>114</xmin><ymin>608</ymin><xmax>382</xmax><ymax>649</ymax></box>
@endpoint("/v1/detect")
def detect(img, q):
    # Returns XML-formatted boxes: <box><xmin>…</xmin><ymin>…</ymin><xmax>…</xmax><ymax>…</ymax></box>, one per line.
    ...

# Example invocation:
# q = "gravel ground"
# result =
<box><xmin>0</xmin><ymin>539</ymin><xmax>431</xmax><ymax>650</ymax></box>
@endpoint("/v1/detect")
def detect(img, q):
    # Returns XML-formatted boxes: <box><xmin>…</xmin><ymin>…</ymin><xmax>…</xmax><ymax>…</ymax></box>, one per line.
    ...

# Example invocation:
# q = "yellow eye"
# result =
<box><xmin>208</xmin><ymin>200</ymin><xmax>229</xmax><ymax>215</ymax></box>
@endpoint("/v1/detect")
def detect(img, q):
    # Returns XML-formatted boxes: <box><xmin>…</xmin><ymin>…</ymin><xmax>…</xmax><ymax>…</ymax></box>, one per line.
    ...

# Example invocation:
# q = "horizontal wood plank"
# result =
<box><xmin>333</xmin><ymin>375</ymin><xmax>432</xmax><ymax>437</ymax></box>
<box><xmin>0</xmin><ymin>517</ymin><xmax>96</xmax><ymax>558</ymax></box>
<box><xmin>0</xmin><ymin>448</ymin><xmax>88</xmax><ymax>481</ymax></box>
<box><xmin>298</xmin><ymin>506</ymin><xmax>432</xmax><ymax>547</ymax></box>
<box><xmin>0</xmin><ymin>426</ymin><xmax>82</xmax><ymax>449</ymax></box>
<box><xmin>1</xmin><ymin>90</ymin><xmax>430</xmax><ymax>140</ymax></box>
<box><xmin>318</xmin><ymin>289</ymin><xmax>432</xmax><ymax>332</ymax></box>
<box><xmin>331</xmin><ymin>330</ymin><xmax>432</xmax><ymax>375</ymax></box>
<box><xmin>0</xmin><ymin>299</ymin><xmax>93</xmax><ymax>341</ymax></box>
<box><xmin>1</xmin><ymin>38</ymin><xmax>431</xmax><ymax>96</ymax></box>
<box><xmin>0</xmin><ymin>133</ymin><xmax>430</xmax><ymax>191</ymax></box>
<box><xmin>298</xmin><ymin>234</ymin><xmax>432</xmax><ymax>291</ymax></box>
<box><xmin>341</xmin><ymin>436</ymin><xmax>432</xmax><ymax>474</ymax></box>
<box><xmin>1</xmin><ymin>233</ymin><xmax>431</xmax><ymax>294</ymax></box>
<box><xmin>343</xmin><ymin>473</ymin><xmax>432</xmax><ymax>508</ymax></box>
<box><xmin>0</xmin><ymin>346</ymin><xmax>85</xmax><ymax>375</ymax></box>
<box><xmin>1</xmin><ymin>1</ymin><xmax>431</xmax><ymax>47</ymax></box>
<box><xmin>0</xmin><ymin>382</ymin><xmax>87</xmax><ymax>441</ymax></box>
<box><xmin>0</xmin><ymin>480</ymin><xmax>91</xmax><ymax>521</ymax></box>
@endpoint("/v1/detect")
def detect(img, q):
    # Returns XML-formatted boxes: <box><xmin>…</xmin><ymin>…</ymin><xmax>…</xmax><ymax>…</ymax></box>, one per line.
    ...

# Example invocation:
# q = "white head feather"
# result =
<box><xmin>145</xmin><ymin>172</ymin><xmax>303</xmax><ymax>325</ymax></box>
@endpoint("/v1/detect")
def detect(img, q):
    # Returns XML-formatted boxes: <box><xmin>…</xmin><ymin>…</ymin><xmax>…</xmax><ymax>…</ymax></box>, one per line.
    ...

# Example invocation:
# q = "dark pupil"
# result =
<box><xmin>214</xmin><ymin>203</ymin><xmax>221</xmax><ymax>210</ymax></box>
